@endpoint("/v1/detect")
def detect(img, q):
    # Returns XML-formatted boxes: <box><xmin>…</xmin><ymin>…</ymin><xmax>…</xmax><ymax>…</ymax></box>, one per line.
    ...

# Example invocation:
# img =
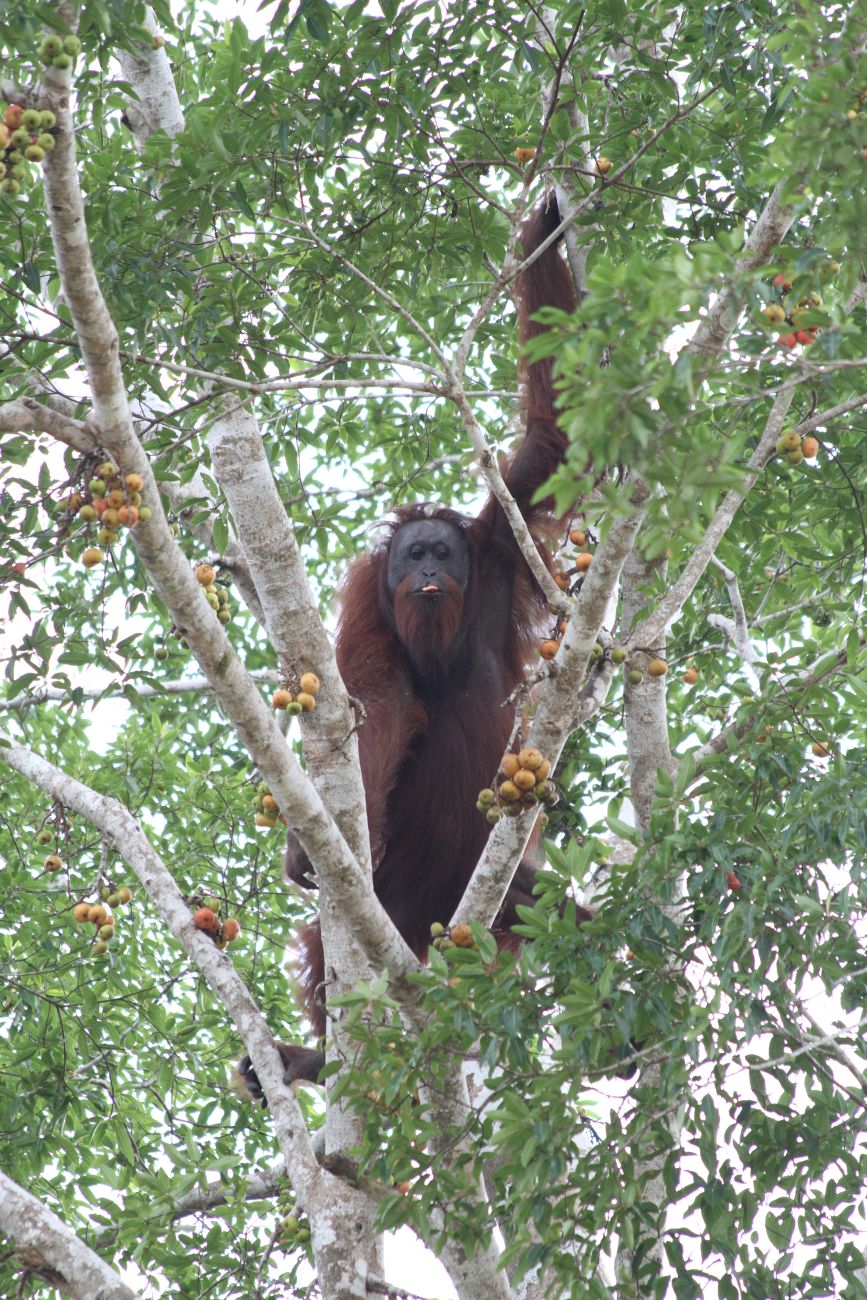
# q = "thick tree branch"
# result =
<box><xmin>0</xmin><ymin>742</ymin><xmax>319</xmax><ymax>1170</ymax></box>
<box><xmin>632</xmin><ymin>387</ymin><xmax>795</xmax><ymax>648</ymax></box>
<box><xmin>0</xmin><ymin>742</ymin><xmax>400</xmax><ymax>1298</ymax></box>
<box><xmin>685</xmin><ymin>181</ymin><xmax>797</xmax><ymax>370</ymax></box>
<box><xmin>205</xmin><ymin>399</ymin><xmax>369</xmax><ymax>865</ymax></box>
<box><xmin>0</xmin><ymin>397</ymin><xmax>98</xmax><ymax>454</ymax></box>
<box><xmin>36</xmin><ymin>49</ymin><xmax>392</xmax><ymax>966</ymax></box>
<box><xmin>455</xmin><ymin>481</ymin><xmax>649</xmax><ymax>927</ymax></box>
<box><xmin>0</xmin><ymin>1171</ymin><xmax>135</xmax><ymax>1300</ymax></box>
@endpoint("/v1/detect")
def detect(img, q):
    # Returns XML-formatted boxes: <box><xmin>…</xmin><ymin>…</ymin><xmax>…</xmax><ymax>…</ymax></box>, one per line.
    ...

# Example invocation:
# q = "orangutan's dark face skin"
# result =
<box><xmin>386</xmin><ymin>519</ymin><xmax>470</xmax><ymax>599</ymax></box>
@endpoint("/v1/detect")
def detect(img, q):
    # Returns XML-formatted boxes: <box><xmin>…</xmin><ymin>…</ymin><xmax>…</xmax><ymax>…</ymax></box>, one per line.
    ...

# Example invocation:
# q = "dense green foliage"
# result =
<box><xmin>0</xmin><ymin>0</ymin><xmax>865</xmax><ymax>1297</ymax></box>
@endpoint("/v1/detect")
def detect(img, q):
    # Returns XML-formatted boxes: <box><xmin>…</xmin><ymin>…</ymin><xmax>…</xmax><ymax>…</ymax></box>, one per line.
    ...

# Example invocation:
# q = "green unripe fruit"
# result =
<box><xmin>430</xmin><ymin>922</ymin><xmax>445</xmax><ymax>937</ymax></box>
<box><xmin>37</xmin><ymin>133</ymin><xmax>55</xmax><ymax>151</ymax></box>
<box><xmin>590</xmin><ymin>641</ymin><xmax>603</xmax><ymax>661</ymax></box>
<box><xmin>92</xmin><ymin>940</ymin><xmax>109</xmax><ymax>956</ymax></box>
<box><xmin>9</xmin><ymin>165</ymin><xmax>26</xmax><ymax>181</ymax></box>
<box><xmin>206</xmin><ymin>589</ymin><xmax>220</xmax><ymax>609</ymax></box>
<box><xmin>610</xmin><ymin>645</ymin><xmax>628</xmax><ymax>664</ymax></box>
<box><xmin>97</xmin><ymin>528</ymin><xmax>117</xmax><ymax>545</ymax></box>
<box><xmin>40</xmin><ymin>110</ymin><xmax>57</xmax><ymax>129</ymax></box>
<box><xmin>36</xmin><ymin>828</ymin><xmax>53</xmax><ymax>845</ymax></box>
<box><xmin>40</xmin><ymin>36</ymin><xmax>63</xmax><ymax>61</ymax></box>
<box><xmin>204</xmin><ymin>896</ymin><xmax>221</xmax><ymax>913</ymax></box>
<box><xmin>477</xmin><ymin>788</ymin><xmax>495</xmax><ymax>808</ymax></box>
<box><xmin>21</xmin><ymin>110</ymin><xmax>41</xmax><ymax>131</ymax></box>
<box><xmin>96</xmin><ymin>461</ymin><xmax>117</xmax><ymax>479</ymax></box>
<box><xmin>137</xmin><ymin>506</ymin><xmax>152</xmax><ymax>520</ymax></box>
<box><xmin>626</xmin><ymin>668</ymin><xmax>643</xmax><ymax>685</ymax></box>
<box><xmin>89</xmin><ymin>478</ymin><xmax>106</xmax><ymax>496</ymax></box>
<box><xmin>0</xmin><ymin>164</ymin><xmax>5</xmax><ymax>180</ymax></box>
<box><xmin>78</xmin><ymin>504</ymin><xmax>97</xmax><ymax>521</ymax></box>
<box><xmin>98</xmin><ymin>924</ymin><xmax>115</xmax><ymax>940</ymax></box>
<box><xmin>11</xmin><ymin>129</ymin><xmax>31</xmax><ymax>149</ymax></box>
<box><xmin>53</xmin><ymin>53</ymin><xmax>73</xmax><ymax>69</ymax></box>
<box><xmin>7</xmin><ymin>151</ymin><xmax>23</xmax><ymax>164</ymax></box>
<box><xmin>155</xmin><ymin>645</ymin><xmax>168</xmax><ymax>660</ymax></box>
<box><xmin>25</xmin><ymin>145</ymin><xmax>46</xmax><ymax>163</ymax></box>
<box><xmin>100</xmin><ymin>885</ymin><xmax>112</xmax><ymax>900</ymax></box>
<box><xmin>217</xmin><ymin>608</ymin><xmax>231</xmax><ymax>623</ymax></box>
<box><xmin>0</xmin><ymin>179</ymin><xmax>21</xmax><ymax>195</ymax></box>
<box><xmin>286</xmin><ymin>700</ymin><xmax>302</xmax><ymax>715</ymax></box>
<box><xmin>63</xmin><ymin>35</ymin><xmax>82</xmax><ymax>56</ymax></box>
<box><xmin>786</xmin><ymin>448</ymin><xmax>804</xmax><ymax>465</ymax></box>
<box><xmin>486</xmin><ymin>806</ymin><xmax>501</xmax><ymax>824</ymax></box>
<box><xmin>282</xmin><ymin>1215</ymin><xmax>300</xmax><ymax>1233</ymax></box>
<box><xmin>106</xmin><ymin>892</ymin><xmax>121</xmax><ymax>907</ymax></box>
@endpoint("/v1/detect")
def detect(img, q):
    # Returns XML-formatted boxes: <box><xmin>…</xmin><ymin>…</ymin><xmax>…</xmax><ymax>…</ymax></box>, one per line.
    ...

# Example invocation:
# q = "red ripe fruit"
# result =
<box><xmin>222</xmin><ymin>918</ymin><xmax>241</xmax><ymax>942</ymax></box>
<box><xmin>726</xmin><ymin>871</ymin><xmax>742</xmax><ymax>891</ymax></box>
<box><xmin>194</xmin><ymin>906</ymin><xmax>220</xmax><ymax>933</ymax></box>
<box><xmin>794</xmin><ymin>329</ymin><xmax>814</xmax><ymax>345</ymax></box>
<box><xmin>779</xmin><ymin>333</ymin><xmax>798</xmax><ymax>349</ymax></box>
<box><xmin>773</xmin><ymin>273</ymin><xmax>792</xmax><ymax>291</ymax></box>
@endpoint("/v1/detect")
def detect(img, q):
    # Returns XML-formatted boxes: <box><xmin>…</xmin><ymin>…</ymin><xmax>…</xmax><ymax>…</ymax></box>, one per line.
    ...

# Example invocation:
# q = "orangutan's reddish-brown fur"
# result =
<box><xmin>239</xmin><ymin>195</ymin><xmax>584</xmax><ymax>1094</ymax></box>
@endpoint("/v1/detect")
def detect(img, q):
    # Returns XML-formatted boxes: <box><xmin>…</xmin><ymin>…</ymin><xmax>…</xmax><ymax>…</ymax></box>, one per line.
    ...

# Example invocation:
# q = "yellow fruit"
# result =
<box><xmin>195</xmin><ymin>563</ymin><xmax>216</xmax><ymax>587</ymax></box>
<box><xmin>450</xmin><ymin>924</ymin><xmax>474</xmax><ymax>948</ymax></box>
<box><xmin>296</xmin><ymin>692</ymin><xmax>316</xmax><ymax>712</ymax></box>
<box><xmin>647</xmin><ymin>657</ymin><xmax>668</xmax><ymax>677</ymax></box>
<box><xmin>299</xmin><ymin>672</ymin><xmax>321</xmax><ymax>695</ymax></box>
<box><xmin>272</xmin><ymin>689</ymin><xmax>293</xmax><ymax>709</ymax></box>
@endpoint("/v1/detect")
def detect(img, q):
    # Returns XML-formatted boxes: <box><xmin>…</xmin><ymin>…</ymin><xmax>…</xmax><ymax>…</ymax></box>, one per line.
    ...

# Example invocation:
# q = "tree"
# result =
<box><xmin>0</xmin><ymin>1</ymin><xmax>865</xmax><ymax>1297</ymax></box>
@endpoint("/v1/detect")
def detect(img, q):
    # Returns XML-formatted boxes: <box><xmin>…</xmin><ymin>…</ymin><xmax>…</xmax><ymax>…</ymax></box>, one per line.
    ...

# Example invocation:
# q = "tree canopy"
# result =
<box><xmin>0</xmin><ymin>2</ymin><xmax>865</xmax><ymax>1298</ymax></box>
